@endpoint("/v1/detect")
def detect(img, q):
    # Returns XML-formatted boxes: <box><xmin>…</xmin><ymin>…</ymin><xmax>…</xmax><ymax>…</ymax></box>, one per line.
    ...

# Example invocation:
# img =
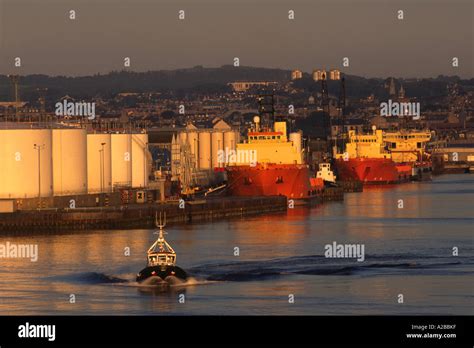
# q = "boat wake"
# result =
<box><xmin>135</xmin><ymin>276</ymin><xmax>214</xmax><ymax>288</ymax></box>
<box><xmin>50</xmin><ymin>253</ymin><xmax>473</xmax><ymax>286</ymax></box>
<box><xmin>49</xmin><ymin>271</ymin><xmax>214</xmax><ymax>289</ymax></box>
<box><xmin>47</xmin><ymin>272</ymin><xmax>130</xmax><ymax>284</ymax></box>
<box><xmin>187</xmin><ymin>253</ymin><xmax>474</xmax><ymax>281</ymax></box>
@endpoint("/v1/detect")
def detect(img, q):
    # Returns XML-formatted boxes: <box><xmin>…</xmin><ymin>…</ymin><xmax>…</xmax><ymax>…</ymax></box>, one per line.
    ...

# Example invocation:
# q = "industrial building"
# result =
<box><xmin>227</xmin><ymin>81</ymin><xmax>278</xmax><ymax>92</ymax></box>
<box><xmin>171</xmin><ymin>120</ymin><xmax>239</xmax><ymax>191</ymax></box>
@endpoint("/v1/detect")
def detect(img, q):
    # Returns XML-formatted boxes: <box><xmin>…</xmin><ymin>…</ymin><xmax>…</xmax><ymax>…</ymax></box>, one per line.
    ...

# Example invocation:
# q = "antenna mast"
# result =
<box><xmin>155</xmin><ymin>212</ymin><xmax>167</xmax><ymax>240</ymax></box>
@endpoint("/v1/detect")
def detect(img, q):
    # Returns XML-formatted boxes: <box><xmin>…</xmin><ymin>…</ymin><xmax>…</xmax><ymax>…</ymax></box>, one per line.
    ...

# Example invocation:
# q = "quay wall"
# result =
<box><xmin>0</xmin><ymin>196</ymin><xmax>287</xmax><ymax>234</ymax></box>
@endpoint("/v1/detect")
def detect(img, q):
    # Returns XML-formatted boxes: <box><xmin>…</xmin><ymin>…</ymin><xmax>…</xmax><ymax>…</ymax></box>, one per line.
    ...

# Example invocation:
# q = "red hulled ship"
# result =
<box><xmin>227</xmin><ymin>163</ymin><xmax>319</xmax><ymax>199</ymax></box>
<box><xmin>335</xmin><ymin>126</ymin><xmax>403</xmax><ymax>184</ymax></box>
<box><xmin>225</xmin><ymin>116</ymin><xmax>323</xmax><ymax>200</ymax></box>
<box><xmin>335</xmin><ymin>158</ymin><xmax>401</xmax><ymax>184</ymax></box>
<box><xmin>335</xmin><ymin>126</ymin><xmax>431</xmax><ymax>184</ymax></box>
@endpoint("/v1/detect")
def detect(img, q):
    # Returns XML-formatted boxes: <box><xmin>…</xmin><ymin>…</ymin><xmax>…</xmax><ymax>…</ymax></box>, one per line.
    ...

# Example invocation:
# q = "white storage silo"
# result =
<box><xmin>111</xmin><ymin>134</ymin><xmax>132</xmax><ymax>188</ymax></box>
<box><xmin>131</xmin><ymin>133</ymin><xmax>149</xmax><ymax>188</ymax></box>
<box><xmin>198</xmin><ymin>131</ymin><xmax>212</xmax><ymax>170</ymax></box>
<box><xmin>0</xmin><ymin>129</ymin><xmax>53</xmax><ymax>199</ymax></box>
<box><xmin>224</xmin><ymin>130</ymin><xmax>238</xmax><ymax>152</ymax></box>
<box><xmin>178</xmin><ymin>131</ymin><xmax>188</xmax><ymax>147</ymax></box>
<box><xmin>211</xmin><ymin>131</ymin><xmax>224</xmax><ymax>168</ymax></box>
<box><xmin>87</xmin><ymin>133</ymin><xmax>112</xmax><ymax>193</ymax></box>
<box><xmin>187</xmin><ymin>131</ymin><xmax>199</xmax><ymax>169</ymax></box>
<box><xmin>52</xmin><ymin>128</ymin><xmax>87</xmax><ymax>196</ymax></box>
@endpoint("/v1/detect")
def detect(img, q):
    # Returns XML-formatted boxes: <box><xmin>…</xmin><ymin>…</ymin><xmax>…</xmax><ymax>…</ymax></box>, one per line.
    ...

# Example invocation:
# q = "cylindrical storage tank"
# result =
<box><xmin>198</xmin><ymin>131</ymin><xmax>211</xmax><ymax>170</ymax></box>
<box><xmin>211</xmin><ymin>131</ymin><xmax>224</xmax><ymax>168</ymax></box>
<box><xmin>223</xmin><ymin>131</ymin><xmax>237</xmax><ymax>165</ymax></box>
<box><xmin>187</xmin><ymin>131</ymin><xmax>199</xmax><ymax>169</ymax></box>
<box><xmin>224</xmin><ymin>130</ymin><xmax>238</xmax><ymax>153</ymax></box>
<box><xmin>289</xmin><ymin>131</ymin><xmax>303</xmax><ymax>164</ymax></box>
<box><xmin>0</xmin><ymin>129</ymin><xmax>53</xmax><ymax>198</ymax></box>
<box><xmin>178</xmin><ymin>131</ymin><xmax>188</xmax><ymax>147</ymax></box>
<box><xmin>111</xmin><ymin>134</ymin><xmax>132</xmax><ymax>188</ymax></box>
<box><xmin>87</xmin><ymin>134</ymin><xmax>112</xmax><ymax>193</ymax></box>
<box><xmin>131</xmin><ymin>133</ymin><xmax>149</xmax><ymax>188</ymax></box>
<box><xmin>52</xmin><ymin>128</ymin><xmax>87</xmax><ymax>196</ymax></box>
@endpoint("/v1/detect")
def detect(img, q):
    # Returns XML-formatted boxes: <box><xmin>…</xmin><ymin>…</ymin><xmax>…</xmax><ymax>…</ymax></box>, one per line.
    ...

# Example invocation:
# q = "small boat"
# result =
<box><xmin>136</xmin><ymin>213</ymin><xmax>188</xmax><ymax>285</ymax></box>
<box><xmin>316</xmin><ymin>163</ymin><xmax>337</xmax><ymax>186</ymax></box>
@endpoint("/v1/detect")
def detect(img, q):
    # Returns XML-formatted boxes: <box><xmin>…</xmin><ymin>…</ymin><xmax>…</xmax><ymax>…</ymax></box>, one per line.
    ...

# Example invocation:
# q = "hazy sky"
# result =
<box><xmin>0</xmin><ymin>0</ymin><xmax>472</xmax><ymax>78</ymax></box>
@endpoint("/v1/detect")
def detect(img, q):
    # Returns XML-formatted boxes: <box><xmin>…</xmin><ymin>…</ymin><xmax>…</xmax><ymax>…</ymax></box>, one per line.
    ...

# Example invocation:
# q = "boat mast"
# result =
<box><xmin>147</xmin><ymin>212</ymin><xmax>175</xmax><ymax>255</ymax></box>
<box><xmin>155</xmin><ymin>211</ymin><xmax>166</xmax><ymax>242</ymax></box>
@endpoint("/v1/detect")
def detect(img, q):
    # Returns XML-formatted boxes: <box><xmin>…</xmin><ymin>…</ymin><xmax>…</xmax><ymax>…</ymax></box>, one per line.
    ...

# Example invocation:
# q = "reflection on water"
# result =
<box><xmin>0</xmin><ymin>174</ymin><xmax>472</xmax><ymax>315</ymax></box>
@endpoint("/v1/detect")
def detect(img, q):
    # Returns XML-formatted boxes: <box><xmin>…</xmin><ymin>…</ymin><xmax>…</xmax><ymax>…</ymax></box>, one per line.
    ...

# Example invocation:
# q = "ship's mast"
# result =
<box><xmin>155</xmin><ymin>211</ymin><xmax>166</xmax><ymax>242</ymax></box>
<box><xmin>147</xmin><ymin>212</ymin><xmax>175</xmax><ymax>255</ymax></box>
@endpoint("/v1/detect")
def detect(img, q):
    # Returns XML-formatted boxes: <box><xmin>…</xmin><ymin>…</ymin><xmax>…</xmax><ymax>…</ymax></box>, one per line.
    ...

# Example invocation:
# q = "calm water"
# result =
<box><xmin>0</xmin><ymin>174</ymin><xmax>473</xmax><ymax>315</ymax></box>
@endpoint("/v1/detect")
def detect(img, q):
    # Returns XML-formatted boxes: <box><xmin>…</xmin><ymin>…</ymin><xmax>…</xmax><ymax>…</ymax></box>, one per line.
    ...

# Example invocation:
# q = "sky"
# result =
<box><xmin>0</xmin><ymin>0</ymin><xmax>472</xmax><ymax>78</ymax></box>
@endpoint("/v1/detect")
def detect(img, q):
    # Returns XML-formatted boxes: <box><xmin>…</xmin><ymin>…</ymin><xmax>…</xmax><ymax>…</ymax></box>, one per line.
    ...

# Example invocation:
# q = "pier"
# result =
<box><xmin>0</xmin><ymin>196</ymin><xmax>287</xmax><ymax>234</ymax></box>
<box><xmin>339</xmin><ymin>181</ymin><xmax>364</xmax><ymax>193</ymax></box>
<box><xmin>321</xmin><ymin>187</ymin><xmax>345</xmax><ymax>202</ymax></box>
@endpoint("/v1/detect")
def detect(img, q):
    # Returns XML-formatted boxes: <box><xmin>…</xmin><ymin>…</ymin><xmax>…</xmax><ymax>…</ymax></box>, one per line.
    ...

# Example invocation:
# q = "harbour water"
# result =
<box><xmin>0</xmin><ymin>174</ymin><xmax>472</xmax><ymax>315</ymax></box>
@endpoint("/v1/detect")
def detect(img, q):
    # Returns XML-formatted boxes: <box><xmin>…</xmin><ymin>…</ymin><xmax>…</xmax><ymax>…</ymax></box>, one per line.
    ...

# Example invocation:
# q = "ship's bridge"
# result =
<box><xmin>248</xmin><ymin>131</ymin><xmax>285</xmax><ymax>143</ymax></box>
<box><xmin>235</xmin><ymin>121</ymin><xmax>303</xmax><ymax>165</ymax></box>
<box><xmin>384</xmin><ymin>130</ymin><xmax>431</xmax><ymax>162</ymax></box>
<box><xmin>337</xmin><ymin>129</ymin><xmax>391</xmax><ymax>159</ymax></box>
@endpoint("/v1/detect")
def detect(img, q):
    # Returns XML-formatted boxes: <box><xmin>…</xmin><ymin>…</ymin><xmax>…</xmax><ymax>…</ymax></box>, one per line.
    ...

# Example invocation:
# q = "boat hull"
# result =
<box><xmin>335</xmin><ymin>158</ymin><xmax>403</xmax><ymax>184</ymax></box>
<box><xmin>136</xmin><ymin>265</ymin><xmax>188</xmax><ymax>284</ymax></box>
<box><xmin>226</xmin><ymin>164</ymin><xmax>323</xmax><ymax>199</ymax></box>
<box><xmin>395</xmin><ymin>163</ymin><xmax>412</xmax><ymax>183</ymax></box>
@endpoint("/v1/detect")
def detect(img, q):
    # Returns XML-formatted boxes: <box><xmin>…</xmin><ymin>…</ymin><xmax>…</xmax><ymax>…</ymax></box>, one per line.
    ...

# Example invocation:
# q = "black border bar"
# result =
<box><xmin>0</xmin><ymin>316</ymin><xmax>472</xmax><ymax>346</ymax></box>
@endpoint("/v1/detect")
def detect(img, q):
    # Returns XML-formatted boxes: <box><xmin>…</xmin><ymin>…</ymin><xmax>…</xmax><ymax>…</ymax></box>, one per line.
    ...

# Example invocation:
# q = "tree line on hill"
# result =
<box><xmin>0</xmin><ymin>65</ymin><xmax>472</xmax><ymax>103</ymax></box>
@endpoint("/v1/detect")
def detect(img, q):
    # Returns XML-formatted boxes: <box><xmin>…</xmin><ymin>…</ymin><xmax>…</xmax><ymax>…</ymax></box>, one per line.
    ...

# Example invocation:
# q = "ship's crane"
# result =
<box><xmin>257</xmin><ymin>93</ymin><xmax>275</xmax><ymax>131</ymax></box>
<box><xmin>316</xmin><ymin>70</ymin><xmax>343</xmax><ymax>150</ymax></box>
<box><xmin>313</xmin><ymin>70</ymin><xmax>331</xmax><ymax>141</ymax></box>
<box><xmin>320</xmin><ymin>72</ymin><xmax>329</xmax><ymax>116</ymax></box>
<box><xmin>338</xmin><ymin>76</ymin><xmax>346</xmax><ymax>154</ymax></box>
<box><xmin>179</xmin><ymin>141</ymin><xmax>200</xmax><ymax>198</ymax></box>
